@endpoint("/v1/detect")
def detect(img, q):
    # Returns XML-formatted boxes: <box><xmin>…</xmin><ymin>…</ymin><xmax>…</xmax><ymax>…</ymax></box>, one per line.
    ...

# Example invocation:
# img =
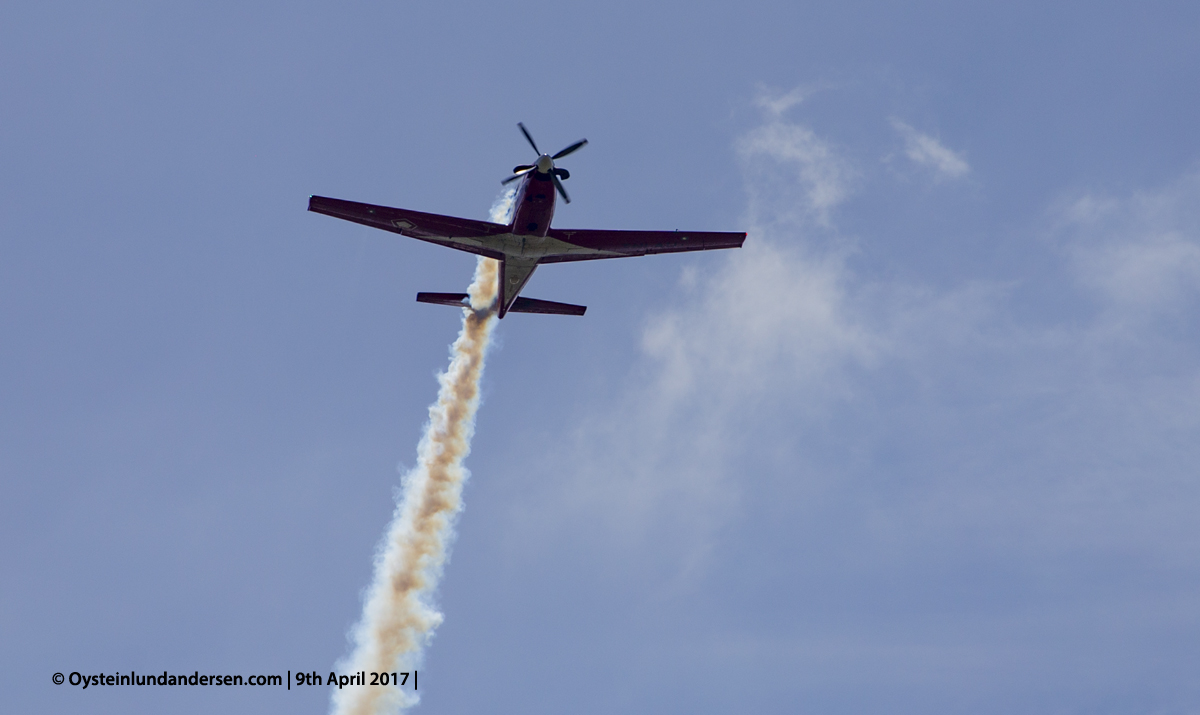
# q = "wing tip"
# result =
<box><xmin>416</xmin><ymin>292</ymin><xmax>470</xmax><ymax>307</ymax></box>
<box><xmin>307</xmin><ymin>195</ymin><xmax>335</xmax><ymax>214</ymax></box>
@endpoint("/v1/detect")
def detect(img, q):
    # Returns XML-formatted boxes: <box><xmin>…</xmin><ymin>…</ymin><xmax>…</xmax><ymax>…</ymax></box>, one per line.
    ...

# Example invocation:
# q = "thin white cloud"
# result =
<box><xmin>755</xmin><ymin>85</ymin><xmax>809</xmax><ymax>117</ymax></box>
<box><xmin>891</xmin><ymin>118</ymin><xmax>970</xmax><ymax>179</ymax></box>
<box><xmin>737</xmin><ymin>121</ymin><xmax>854</xmax><ymax>226</ymax></box>
<box><xmin>753</xmin><ymin>83</ymin><xmax>832</xmax><ymax>118</ymax></box>
<box><xmin>641</xmin><ymin>242</ymin><xmax>875</xmax><ymax>403</ymax></box>
<box><xmin>1059</xmin><ymin>174</ymin><xmax>1200</xmax><ymax>319</ymax></box>
<box><xmin>524</xmin><ymin>114</ymin><xmax>1200</xmax><ymax>592</ymax></box>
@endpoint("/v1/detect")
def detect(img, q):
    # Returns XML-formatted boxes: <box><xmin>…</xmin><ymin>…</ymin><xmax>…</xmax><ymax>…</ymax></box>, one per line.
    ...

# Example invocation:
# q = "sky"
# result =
<box><xmin>3</xmin><ymin>1</ymin><xmax>1200</xmax><ymax>713</ymax></box>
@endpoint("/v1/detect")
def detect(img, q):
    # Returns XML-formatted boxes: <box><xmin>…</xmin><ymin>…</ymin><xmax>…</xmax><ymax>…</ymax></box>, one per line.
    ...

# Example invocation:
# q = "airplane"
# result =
<box><xmin>308</xmin><ymin>123</ymin><xmax>746</xmax><ymax>318</ymax></box>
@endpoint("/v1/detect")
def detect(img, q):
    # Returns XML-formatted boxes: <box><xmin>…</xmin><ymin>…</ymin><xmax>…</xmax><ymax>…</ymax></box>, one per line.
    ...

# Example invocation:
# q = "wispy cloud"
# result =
<box><xmin>753</xmin><ymin>82</ymin><xmax>832</xmax><ymax>118</ymax></box>
<box><xmin>737</xmin><ymin>121</ymin><xmax>854</xmax><ymax>227</ymax></box>
<box><xmin>738</xmin><ymin>86</ymin><xmax>857</xmax><ymax>227</ymax></box>
<box><xmin>526</xmin><ymin>106</ymin><xmax>1200</xmax><ymax>611</ymax></box>
<box><xmin>1059</xmin><ymin>174</ymin><xmax>1200</xmax><ymax>320</ymax></box>
<box><xmin>890</xmin><ymin>118</ymin><xmax>970</xmax><ymax>179</ymax></box>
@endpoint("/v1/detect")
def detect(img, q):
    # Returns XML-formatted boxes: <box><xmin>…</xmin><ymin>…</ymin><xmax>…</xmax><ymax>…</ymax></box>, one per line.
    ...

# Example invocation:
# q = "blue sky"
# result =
<box><xmin>4</xmin><ymin>2</ymin><xmax>1200</xmax><ymax>713</ymax></box>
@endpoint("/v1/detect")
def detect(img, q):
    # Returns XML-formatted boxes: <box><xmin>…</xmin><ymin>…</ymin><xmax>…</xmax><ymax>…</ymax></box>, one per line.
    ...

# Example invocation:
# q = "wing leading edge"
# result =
<box><xmin>308</xmin><ymin>195</ymin><xmax>510</xmax><ymax>259</ymax></box>
<box><xmin>540</xmin><ymin>228</ymin><xmax>746</xmax><ymax>263</ymax></box>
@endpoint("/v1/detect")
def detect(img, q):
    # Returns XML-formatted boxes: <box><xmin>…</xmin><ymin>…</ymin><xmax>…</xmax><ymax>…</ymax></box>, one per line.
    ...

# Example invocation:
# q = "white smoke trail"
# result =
<box><xmin>330</xmin><ymin>191</ymin><xmax>513</xmax><ymax>715</ymax></box>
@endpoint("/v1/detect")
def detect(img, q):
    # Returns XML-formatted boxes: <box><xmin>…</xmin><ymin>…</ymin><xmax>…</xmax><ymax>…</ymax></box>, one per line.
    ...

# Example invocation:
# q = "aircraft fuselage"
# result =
<box><xmin>510</xmin><ymin>169</ymin><xmax>556</xmax><ymax>237</ymax></box>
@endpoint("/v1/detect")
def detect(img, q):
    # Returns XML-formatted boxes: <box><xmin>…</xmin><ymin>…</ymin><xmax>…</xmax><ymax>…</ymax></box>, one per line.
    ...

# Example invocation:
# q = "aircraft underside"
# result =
<box><xmin>308</xmin><ymin>123</ymin><xmax>745</xmax><ymax>318</ymax></box>
<box><xmin>308</xmin><ymin>193</ymin><xmax>746</xmax><ymax>317</ymax></box>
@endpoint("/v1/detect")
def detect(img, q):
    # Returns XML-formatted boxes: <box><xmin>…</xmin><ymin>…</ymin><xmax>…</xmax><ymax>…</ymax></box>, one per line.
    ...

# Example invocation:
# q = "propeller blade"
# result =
<box><xmin>517</xmin><ymin>122</ymin><xmax>540</xmax><ymax>155</ymax></box>
<box><xmin>513</xmin><ymin>164</ymin><xmax>535</xmax><ymax>173</ymax></box>
<box><xmin>501</xmin><ymin>166</ymin><xmax>535</xmax><ymax>185</ymax></box>
<box><xmin>552</xmin><ymin>139</ymin><xmax>588</xmax><ymax>160</ymax></box>
<box><xmin>552</xmin><ymin>173</ymin><xmax>571</xmax><ymax>204</ymax></box>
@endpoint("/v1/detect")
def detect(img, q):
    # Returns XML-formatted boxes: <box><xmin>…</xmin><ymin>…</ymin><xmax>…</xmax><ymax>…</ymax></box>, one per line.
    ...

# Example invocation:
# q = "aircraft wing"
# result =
<box><xmin>540</xmin><ymin>228</ymin><xmax>746</xmax><ymax>263</ymax></box>
<box><xmin>308</xmin><ymin>195</ymin><xmax>511</xmax><ymax>259</ymax></box>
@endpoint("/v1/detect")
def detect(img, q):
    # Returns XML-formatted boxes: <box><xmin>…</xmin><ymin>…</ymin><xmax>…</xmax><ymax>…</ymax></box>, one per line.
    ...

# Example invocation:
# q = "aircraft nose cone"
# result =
<box><xmin>536</xmin><ymin>155</ymin><xmax>553</xmax><ymax>173</ymax></box>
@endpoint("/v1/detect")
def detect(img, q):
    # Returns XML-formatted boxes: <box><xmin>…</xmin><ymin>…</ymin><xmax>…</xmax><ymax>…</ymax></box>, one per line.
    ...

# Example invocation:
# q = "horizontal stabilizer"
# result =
<box><xmin>508</xmin><ymin>297</ymin><xmax>587</xmax><ymax>316</ymax></box>
<box><xmin>416</xmin><ymin>292</ymin><xmax>469</xmax><ymax>307</ymax></box>
<box><xmin>416</xmin><ymin>292</ymin><xmax>585</xmax><ymax>316</ymax></box>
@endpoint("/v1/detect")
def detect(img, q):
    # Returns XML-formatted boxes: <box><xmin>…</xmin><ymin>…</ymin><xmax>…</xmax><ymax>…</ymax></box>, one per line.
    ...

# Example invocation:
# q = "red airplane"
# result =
<box><xmin>308</xmin><ymin>123</ymin><xmax>746</xmax><ymax>317</ymax></box>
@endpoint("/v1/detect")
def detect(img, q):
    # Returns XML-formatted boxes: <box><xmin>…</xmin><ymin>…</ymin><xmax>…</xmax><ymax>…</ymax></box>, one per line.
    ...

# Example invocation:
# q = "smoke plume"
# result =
<box><xmin>330</xmin><ymin>192</ymin><xmax>512</xmax><ymax>715</ymax></box>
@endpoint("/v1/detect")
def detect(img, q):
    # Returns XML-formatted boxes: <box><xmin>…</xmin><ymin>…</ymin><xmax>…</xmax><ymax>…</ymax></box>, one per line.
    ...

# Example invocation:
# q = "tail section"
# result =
<box><xmin>416</xmin><ymin>292</ymin><xmax>470</xmax><ymax>307</ymax></box>
<box><xmin>415</xmin><ymin>292</ymin><xmax>584</xmax><ymax>316</ymax></box>
<box><xmin>508</xmin><ymin>297</ymin><xmax>586</xmax><ymax>316</ymax></box>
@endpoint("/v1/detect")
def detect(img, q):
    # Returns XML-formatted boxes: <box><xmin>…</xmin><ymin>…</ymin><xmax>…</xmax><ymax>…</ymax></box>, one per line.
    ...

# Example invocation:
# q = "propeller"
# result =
<box><xmin>552</xmin><ymin>139</ymin><xmax>587</xmax><ymax>160</ymax></box>
<box><xmin>552</xmin><ymin>173</ymin><xmax>570</xmax><ymax>204</ymax></box>
<box><xmin>502</xmin><ymin>123</ymin><xmax>587</xmax><ymax>203</ymax></box>
<box><xmin>518</xmin><ymin>122</ymin><xmax>541</xmax><ymax>155</ymax></box>
<box><xmin>501</xmin><ymin>166</ymin><xmax>533</xmax><ymax>185</ymax></box>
